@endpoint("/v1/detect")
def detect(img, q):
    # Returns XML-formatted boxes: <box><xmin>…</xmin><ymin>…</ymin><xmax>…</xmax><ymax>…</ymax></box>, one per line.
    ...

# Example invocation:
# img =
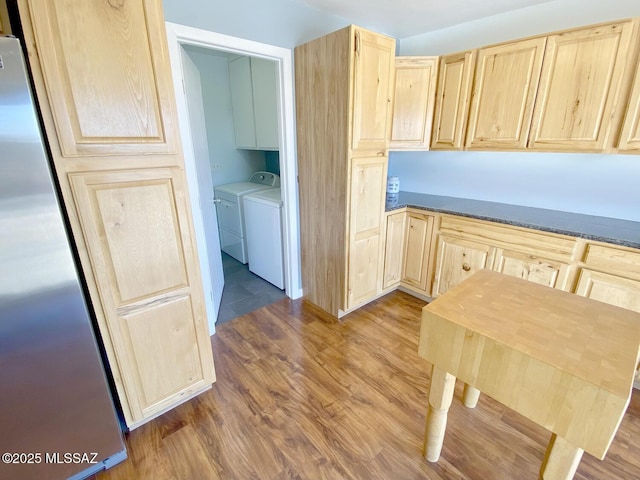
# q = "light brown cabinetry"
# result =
<box><xmin>618</xmin><ymin>59</ymin><xmax>640</xmax><ymax>152</ymax></box>
<box><xmin>433</xmin><ymin>235</ymin><xmax>494</xmax><ymax>296</ymax></box>
<box><xmin>575</xmin><ymin>244</ymin><xmax>640</xmax><ymax>313</ymax></box>
<box><xmin>295</xmin><ymin>25</ymin><xmax>395</xmax><ymax>316</ymax></box>
<box><xmin>466</xmin><ymin>38</ymin><xmax>546</xmax><ymax>149</ymax></box>
<box><xmin>0</xmin><ymin>0</ymin><xmax>10</xmax><ymax>34</ymax></box>
<box><xmin>351</xmin><ymin>28</ymin><xmax>395</xmax><ymax>152</ymax></box>
<box><xmin>402</xmin><ymin>212</ymin><xmax>435</xmax><ymax>294</ymax></box>
<box><xmin>346</xmin><ymin>156</ymin><xmax>388</xmax><ymax>309</ymax></box>
<box><xmin>17</xmin><ymin>0</ymin><xmax>215</xmax><ymax>428</ymax></box>
<box><xmin>432</xmin><ymin>215</ymin><xmax>577</xmax><ymax>296</ymax></box>
<box><xmin>528</xmin><ymin>20</ymin><xmax>639</xmax><ymax>151</ymax></box>
<box><xmin>389</xmin><ymin>56</ymin><xmax>438</xmax><ymax>150</ymax></box>
<box><xmin>493</xmin><ymin>249</ymin><xmax>570</xmax><ymax>289</ymax></box>
<box><xmin>431</xmin><ymin>51</ymin><xmax>475</xmax><ymax>150</ymax></box>
<box><xmin>383</xmin><ymin>211</ymin><xmax>406</xmax><ymax>289</ymax></box>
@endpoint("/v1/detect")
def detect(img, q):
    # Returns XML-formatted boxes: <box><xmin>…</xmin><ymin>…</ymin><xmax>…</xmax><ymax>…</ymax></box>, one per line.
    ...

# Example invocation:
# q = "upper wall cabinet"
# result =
<box><xmin>431</xmin><ymin>51</ymin><xmax>475</xmax><ymax>150</ymax></box>
<box><xmin>352</xmin><ymin>29</ymin><xmax>395</xmax><ymax>152</ymax></box>
<box><xmin>465</xmin><ymin>38</ymin><xmax>546</xmax><ymax>150</ymax></box>
<box><xmin>528</xmin><ymin>20</ymin><xmax>639</xmax><ymax>152</ymax></box>
<box><xmin>229</xmin><ymin>56</ymin><xmax>279</xmax><ymax>150</ymax></box>
<box><xmin>389</xmin><ymin>56</ymin><xmax>438</xmax><ymax>150</ymax></box>
<box><xmin>26</xmin><ymin>0</ymin><xmax>178</xmax><ymax>157</ymax></box>
<box><xmin>618</xmin><ymin>59</ymin><xmax>640</xmax><ymax>152</ymax></box>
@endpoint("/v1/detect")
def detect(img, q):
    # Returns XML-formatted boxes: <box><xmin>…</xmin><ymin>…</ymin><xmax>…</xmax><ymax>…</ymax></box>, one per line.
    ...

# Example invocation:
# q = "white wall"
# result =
<box><xmin>392</xmin><ymin>0</ymin><xmax>640</xmax><ymax>222</ymax></box>
<box><xmin>162</xmin><ymin>0</ymin><xmax>348</xmax><ymax>48</ymax></box>
<box><xmin>184</xmin><ymin>47</ymin><xmax>266</xmax><ymax>188</ymax></box>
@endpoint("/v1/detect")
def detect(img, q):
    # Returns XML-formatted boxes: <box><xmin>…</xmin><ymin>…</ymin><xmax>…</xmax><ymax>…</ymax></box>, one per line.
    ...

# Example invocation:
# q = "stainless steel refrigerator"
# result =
<box><xmin>0</xmin><ymin>36</ymin><xmax>126</xmax><ymax>479</ymax></box>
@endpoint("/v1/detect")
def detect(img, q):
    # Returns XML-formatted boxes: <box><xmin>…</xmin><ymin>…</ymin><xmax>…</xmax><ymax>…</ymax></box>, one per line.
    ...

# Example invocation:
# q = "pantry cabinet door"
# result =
<box><xmin>466</xmin><ymin>38</ymin><xmax>546</xmax><ymax>149</ymax></box>
<box><xmin>528</xmin><ymin>20</ymin><xmax>638</xmax><ymax>151</ymax></box>
<box><xmin>431</xmin><ymin>51</ymin><xmax>475</xmax><ymax>150</ymax></box>
<box><xmin>26</xmin><ymin>0</ymin><xmax>178</xmax><ymax>157</ymax></box>
<box><xmin>346</xmin><ymin>156</ymin><xmax>387</xmax><ymax>310</ymax></box>
<box><xmin>70</xmin><ymin>168</ymin><xmax>215</xmax><ymax>422</ymax></box>
<box><xmin>351</xmin><ymin>27</ymin><xmax>395</xmax><ymax>152</ymax></box>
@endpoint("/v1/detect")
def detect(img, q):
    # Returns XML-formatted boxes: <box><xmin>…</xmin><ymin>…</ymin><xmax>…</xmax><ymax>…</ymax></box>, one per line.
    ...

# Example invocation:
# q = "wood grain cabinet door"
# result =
<box><xmin>69</xmin><ymin>168</ymin><xmax>215</xmax><ymax>422</ymax></box>
<box><xmin>432</xmin><ymin>235</ymin><xmax>495</xmax><ymax>297</ymax></box>
<box><xmin>351</xmin><ymin>27</ymin><xmax>395</xmax><ymax>152</ymax></box>
<box><xmin>618</xmin><ymin>59</ymin><xmax>640</xmax><ymax>152</ymax></box>
<box><xmin>575</xmin><ymin>269</ymin><xmax>640</xmax><ymax>313</ymax></box>
<box><xmin>493</xmin><ymin>249</ymin><xmax>570</xmax><ymax>290</ymax></box>
<box><xmin>26</xmin><ymin>0</ymin><xmax>178</xmax><ymax>157</ymax></box>
<box><xmin>431</xmin><ymin>51</ymin><xmax>475</xmax><ymax>150</ymax></box>
<box><xmin>389</xmin><ymin>56</ymin><xmax>438</xmax><ymax>150</ymax></box>
<box><xmin>402</xmin><ymin>213</ymin><xmax>434</xmax><ymax>293</ymax></box>
<box><xmin>466</xmin><ymin>38</ymin><xmax>546</xmax><ymax>149</ymax></box>
<box><xmin>528</xmin><ymin>20</ymin><xmax>638</xmax><ymax>151</ymax></box>
<box><xmin>382</xmin><ymin>212</ymin><xmax>406</xmax><ymax>289</ymax></box>
<box><xmin>346</xmin><ymin>156</ymin><xmax>387</xmax><ymax>310</ymax></box>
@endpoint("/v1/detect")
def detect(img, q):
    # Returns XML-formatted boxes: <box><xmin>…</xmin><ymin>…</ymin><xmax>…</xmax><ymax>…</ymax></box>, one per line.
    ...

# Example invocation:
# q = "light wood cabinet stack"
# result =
<box><xmin>426</xmin><ymin>18</ymin><xmax>640</xmax><ymax>152</ymax></box>
<box><xmin>295</xmin><ymin>25</ymin><xmax>395</xmax><ymax>316</ymax></box>
<box><xmin>17</xmin><ymin>0</ymin><xmax>215</xmax><ymax>429</ymax></box>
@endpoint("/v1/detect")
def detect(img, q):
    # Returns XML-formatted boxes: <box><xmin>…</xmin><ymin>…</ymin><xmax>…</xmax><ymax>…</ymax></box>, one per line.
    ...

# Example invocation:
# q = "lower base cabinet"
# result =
<box><xmin>402</xmin><ymin>212</ymin><xmax>435</xmax><ymax>294</ymax></box>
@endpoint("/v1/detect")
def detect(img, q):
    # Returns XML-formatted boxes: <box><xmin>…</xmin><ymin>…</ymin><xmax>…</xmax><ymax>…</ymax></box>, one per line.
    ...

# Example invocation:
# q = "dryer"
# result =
<box><xmin>214</xmin><ymin>171</ymin><xmax>280</xmax><ymax>264</ymax></box>
<box><xmin>244</xmin><ymin>187</ymin><xmax>284</xmax><ymax>289</ymax></box>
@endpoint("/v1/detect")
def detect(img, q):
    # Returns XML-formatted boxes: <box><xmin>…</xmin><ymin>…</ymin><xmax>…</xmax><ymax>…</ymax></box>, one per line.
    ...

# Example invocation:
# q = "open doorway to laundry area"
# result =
<box><xmin>166</xmin><ymin>23</ymin><xmax>302</xmax><ymax>333</ymax></box>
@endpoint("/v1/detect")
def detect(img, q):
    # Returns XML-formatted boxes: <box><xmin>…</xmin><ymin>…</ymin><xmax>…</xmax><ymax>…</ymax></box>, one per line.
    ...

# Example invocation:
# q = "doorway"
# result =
<box><xmin>165</xmin><ymin>22</ymin><xmax>302</xmax><ymax>334</ymax></box>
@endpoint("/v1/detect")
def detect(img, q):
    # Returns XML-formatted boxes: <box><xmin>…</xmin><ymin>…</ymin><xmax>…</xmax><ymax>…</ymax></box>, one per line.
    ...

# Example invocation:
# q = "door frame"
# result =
<box><xmin>165</xmin><ymin>22</ymin><xmax>302</xmax><ymax>333</ymax></box>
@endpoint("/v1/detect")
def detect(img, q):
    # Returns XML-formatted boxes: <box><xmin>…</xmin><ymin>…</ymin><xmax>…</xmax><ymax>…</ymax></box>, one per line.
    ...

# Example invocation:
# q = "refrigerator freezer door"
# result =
<box><xmin>0</xmin><ymin>37</ymin><xmax>126</xmax><ymax>479</ymax></box>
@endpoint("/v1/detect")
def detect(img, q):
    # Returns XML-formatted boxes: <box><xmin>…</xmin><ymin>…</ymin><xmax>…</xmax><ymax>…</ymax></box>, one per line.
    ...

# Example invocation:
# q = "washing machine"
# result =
<box><xmin>214</xmin><ymin>171</ymin><xmax>280</xmax><ymax>264</ymax></box>
<box><xmin>243</xmin><ymin>187</ymin><xmax>284</xmax><ymax>289</ymax></box>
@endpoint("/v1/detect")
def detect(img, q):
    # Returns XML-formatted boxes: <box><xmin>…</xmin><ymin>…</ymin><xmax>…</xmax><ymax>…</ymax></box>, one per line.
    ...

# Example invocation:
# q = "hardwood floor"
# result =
<box><xmin>97</xmin><ymin>291</ymin><xmax>640</xmax><ymax>479</ymax></box>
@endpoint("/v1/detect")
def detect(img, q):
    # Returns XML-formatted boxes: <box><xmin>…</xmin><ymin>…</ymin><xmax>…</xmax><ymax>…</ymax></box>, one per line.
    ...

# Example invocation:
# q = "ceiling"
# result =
<box><xmin>296</xmin><ymin>0</ymin><xmax>555</xmax><ymax>38</ymax></box>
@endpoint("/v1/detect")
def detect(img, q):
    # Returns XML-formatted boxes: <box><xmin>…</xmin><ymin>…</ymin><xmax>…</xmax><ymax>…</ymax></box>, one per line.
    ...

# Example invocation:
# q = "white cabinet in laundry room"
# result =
<box><xmin>228</xmin><ymin>56</ymin><xmax>279</xmax><ymax>150</ymax></box>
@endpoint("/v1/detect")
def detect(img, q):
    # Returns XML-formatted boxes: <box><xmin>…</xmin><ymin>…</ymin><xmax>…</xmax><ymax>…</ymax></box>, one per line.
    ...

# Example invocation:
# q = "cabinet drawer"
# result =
<box><xmin>575</xmin><ymin>268</ymin><xmax>640</xmax><ymax>313</ymax></box>
<box><xmin>493</xmin><ymin>248</ymin><xmax>571</xmax><ymax>290</ymax></box>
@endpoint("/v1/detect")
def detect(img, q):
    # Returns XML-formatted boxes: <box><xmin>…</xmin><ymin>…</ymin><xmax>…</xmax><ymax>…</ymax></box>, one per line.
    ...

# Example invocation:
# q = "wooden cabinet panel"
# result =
<box><xmin>0</xmin><ymin>0</ymin><xmax>10</xmax><ymax>35</ymax></box>
<box><xmin>352</xmin><ymin>28</ymin><xmax>395</xmax><ymax>152</ymax></box>
<box><xmin>431</xmin><ymin>51</ymin><xmax>475</xmax><ymax>150</ymax></box>
<box><xmin>346</xmin><ymin>156</ymin><xmax>387</xmax><ymax>309</ymax></box>
<box><xmin>529</xmin><ymin>20</ymin><xmax>638</xmax><ymax>151</ymax></box>
<box><xmin>402</xmin><ymin>212</ymin><xmax>434</xmax><ymax>293</ymax></box>
<box><xmin>433</xmin><ymin>235</ymin><xmax>494</xmax><ymax>296</ymax></box>
<box><xmin>493</xmin><ymin>248</ymin><xmax>570</xmax><ymax>290</ymax></box>
<box><xmin>466</xmin><ymin>38</ymin><xmax>546</xmax><ymax>149</ymax></box>
<box><xmin>295</xmin><ymin>25</ymin><xmax>393</xmax><ymax>316</ymax></box>
<box><xmin>389</xmin><ymin>56</ymin><xmax>438</xmax><ymax>150</ymax></box>
<box><xmin>575</xmin><ymin>269</ymin><xmax>640</xmax><ymax>313</ymax></box>
<box><xmin>383</xmin><ymin>212</ymin><xmax>406</xmax><ymax>289</ymax></box>
<box><xmin>26</xmin><ymin>0</ymin><xmax>177</xmax><ymax>157</ymax></box>
<box><xmin>618</xmin><ymin>59</ymin><xmax>640</xmax><ymax>152</ymax></box>
<box><xmin>70</xmin><ymin>168</ymin><xmax>215</xmax><ymax>421</ymax></box>
<box><xmin>18</xmin><ymin>0</ymin><xmax>214</xmax><ymax>428</ymax></box>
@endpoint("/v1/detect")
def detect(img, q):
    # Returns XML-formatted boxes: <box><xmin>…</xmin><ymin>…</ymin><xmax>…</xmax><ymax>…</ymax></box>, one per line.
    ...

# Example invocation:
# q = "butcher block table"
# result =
<box><xmin>418</xmin><ymin>269</ymin><xmax>640</xmax><ymax>479</ymax></box>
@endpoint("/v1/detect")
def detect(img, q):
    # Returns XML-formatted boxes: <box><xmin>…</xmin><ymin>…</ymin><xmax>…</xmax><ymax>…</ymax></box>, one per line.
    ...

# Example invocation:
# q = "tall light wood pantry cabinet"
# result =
<box><xmin>295</xmin><ymin>25</ymin><xmax>395</xmax><ymax>316</ymax></box>
<box><xmin>17</xmin><ymin>0</ymin><xmax>215</xmax><ymax>429</ymax></box>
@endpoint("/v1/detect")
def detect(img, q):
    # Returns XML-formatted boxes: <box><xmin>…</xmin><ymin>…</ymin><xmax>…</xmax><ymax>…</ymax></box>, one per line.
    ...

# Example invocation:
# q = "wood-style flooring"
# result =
<box><xmin>96</xmin><ymin>291</ymin><xmax>640</xmax><ymax>479</ymax></box>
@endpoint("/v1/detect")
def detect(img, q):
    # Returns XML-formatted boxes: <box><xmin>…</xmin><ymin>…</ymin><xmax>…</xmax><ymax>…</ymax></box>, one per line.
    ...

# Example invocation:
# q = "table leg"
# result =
<box><xmin>462</xmin><ymin>384</ymin><xmax>480</xmax><ymax>408</ymax></box>
<box><xmin>539</xmin><ymin>433</ymin><xmax>584</xmax><ymax>480</ymax></box>
<box><xmin>423</xmin><ymin>365</ymin><xmax>456</xmax><ymax>462</ymax></box>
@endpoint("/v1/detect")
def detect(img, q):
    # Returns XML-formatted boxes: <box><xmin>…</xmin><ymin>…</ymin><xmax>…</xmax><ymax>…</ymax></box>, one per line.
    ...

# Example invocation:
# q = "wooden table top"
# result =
<box><xmin>423</xmin><ymin>269</ymin><xmax>640</xmax><ymax>399</ymax></box>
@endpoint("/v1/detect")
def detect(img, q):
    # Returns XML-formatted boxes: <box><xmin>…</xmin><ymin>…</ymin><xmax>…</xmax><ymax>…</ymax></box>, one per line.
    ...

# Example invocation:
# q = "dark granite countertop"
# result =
<box><xmin>385</xmin><ymin>191</ymin><xmax>640</xmax><ymax>249</ymax></box>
